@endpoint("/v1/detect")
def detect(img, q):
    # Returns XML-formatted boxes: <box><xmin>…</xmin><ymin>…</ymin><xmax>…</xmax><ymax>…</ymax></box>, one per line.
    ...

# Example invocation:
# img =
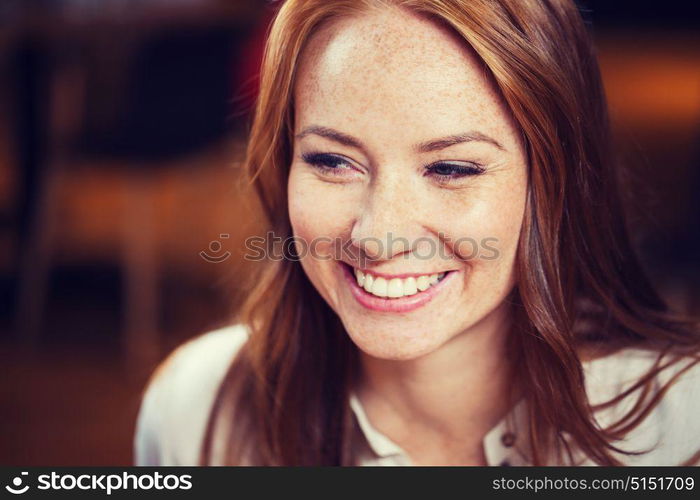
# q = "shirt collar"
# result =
<box><xmin>348</xmin><ymin>392</ymin><xmax>407</xmax><ymax>459</ymax></box>
<box><xmin>348</xmin><ymin>391</ymin><xmax>530</xmax><ymax>465</ymax></box>
<box><xmin>347</xmin><ymin>355</ymin><xmax>614</xmax><ymax>465</ymax></box>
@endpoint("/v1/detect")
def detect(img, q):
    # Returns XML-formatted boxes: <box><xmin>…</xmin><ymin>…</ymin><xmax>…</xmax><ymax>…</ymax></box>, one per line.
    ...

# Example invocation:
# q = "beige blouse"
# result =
<box><xmin>134</xmin><ymin>325</ymin><xmax>700</xmax><ymax>466</ymax></box>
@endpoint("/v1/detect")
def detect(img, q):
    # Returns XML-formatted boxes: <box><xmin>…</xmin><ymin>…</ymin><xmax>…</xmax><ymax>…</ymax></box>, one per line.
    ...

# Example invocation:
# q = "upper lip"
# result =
<box><xmin>344</xmin><ymin>262</ymin><xmax>454</xmax><ymax>279</ymax></box>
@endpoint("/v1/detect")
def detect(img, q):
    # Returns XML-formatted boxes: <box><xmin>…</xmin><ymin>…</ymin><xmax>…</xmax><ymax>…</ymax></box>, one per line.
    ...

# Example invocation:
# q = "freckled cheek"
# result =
<box><xmin>437</xmin><ymin>204</ymin><xmax>522</xmax><ymax>312</ymax></box>
<box><xmin>288</xmin><ymin>179</ymin><xmax>364</xmax><ymax>309</ymax></box>
<box><xmin>437</xmin><ymin>192</ymin><xmax>524</xmax><ymax>269</ymax></box>
<box><xmin>288</xmin><ymin>175</ymin><xmax>360</xmax><ymax>259</ymax></box>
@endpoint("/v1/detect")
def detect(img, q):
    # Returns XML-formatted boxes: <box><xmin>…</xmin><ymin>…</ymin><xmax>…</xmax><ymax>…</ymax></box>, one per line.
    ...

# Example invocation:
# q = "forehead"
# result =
<box><xmin>293</xmin><ymin>6</ymin><xmax>516</xmax><ymax>145</ymax></box>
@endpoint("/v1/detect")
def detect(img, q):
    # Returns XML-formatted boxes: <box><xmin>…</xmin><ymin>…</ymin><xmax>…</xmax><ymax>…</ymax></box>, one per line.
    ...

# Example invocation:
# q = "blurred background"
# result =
<box><xmin>0</xmin><ymin>0</ymin><xmax>698</xmax><ymax>465</ymax></box>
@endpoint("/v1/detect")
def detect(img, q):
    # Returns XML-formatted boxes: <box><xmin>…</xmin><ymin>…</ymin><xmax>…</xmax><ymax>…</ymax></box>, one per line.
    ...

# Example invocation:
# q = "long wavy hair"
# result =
<box><xmin>199</xmin><ymin>0</ymin><xmax>700</xmax><ymax>465</ymax></box>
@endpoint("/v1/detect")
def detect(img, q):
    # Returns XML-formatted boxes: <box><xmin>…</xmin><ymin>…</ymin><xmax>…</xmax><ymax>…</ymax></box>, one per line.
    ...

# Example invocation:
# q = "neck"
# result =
<box><xmin>355</xmin><ymin>301</ymin><xmax>520</xmax><ymax>463</ymax></box>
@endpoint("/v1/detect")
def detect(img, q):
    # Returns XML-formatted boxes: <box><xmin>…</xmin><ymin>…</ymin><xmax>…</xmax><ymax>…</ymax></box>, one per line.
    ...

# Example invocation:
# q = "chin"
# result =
<box><xmin>343</xmin><ymin>322</ymin><xmax>449</xmax><ymax>361</ymax></box>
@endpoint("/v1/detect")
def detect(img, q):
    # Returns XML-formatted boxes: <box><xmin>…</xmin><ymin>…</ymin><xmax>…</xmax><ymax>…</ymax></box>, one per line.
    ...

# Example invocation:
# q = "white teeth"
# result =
<box><xmin>371</xmin><ymin>277</ymin><xmax>388</xmax><ymax>297</ymax></box>
<box><xmin>387</xmin><ymin>278</ymin><xmax>403</xmax><ymax>298</ymax></box>
<box><xmin>353</xmin><ymin>267</ymin><xmax>448</xmax><ymax>299</ymax></box>
<box><xmin>403</xmin><ymin>276</ymin><xmax>418</xmax><ymax>296</ymax></box>
<box><xmin>416</xmin><ymin>275</ymin><xmax>430</xmax><ymax>291</ymax></box>
<box><xmin>363</xmin><ymin>273</ymin><xmax>374</xmax><ymax>293</ymax></box>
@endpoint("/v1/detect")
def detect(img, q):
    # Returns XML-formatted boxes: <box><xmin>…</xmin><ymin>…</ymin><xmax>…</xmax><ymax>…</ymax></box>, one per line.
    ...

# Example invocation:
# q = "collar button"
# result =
<box><xmin>500</xmin><ymin>431</ymin><xmax>516</xmax><ymax>448</ymax></box>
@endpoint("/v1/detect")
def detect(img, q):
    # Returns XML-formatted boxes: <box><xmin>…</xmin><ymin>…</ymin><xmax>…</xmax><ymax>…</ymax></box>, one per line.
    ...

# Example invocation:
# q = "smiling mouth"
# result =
<box><xmin>342</xmin><ymin>262</ymin><xmax>451</xmax><ymax>299</ymax></box>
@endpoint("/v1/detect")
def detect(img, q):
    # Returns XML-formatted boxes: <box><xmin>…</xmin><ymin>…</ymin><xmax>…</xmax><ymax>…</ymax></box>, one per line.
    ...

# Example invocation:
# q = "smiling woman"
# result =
<box><xmin>288</xmin><ymin>8</ymin><xmax>527</xmax><ymax>368</ymax></box>
<box><xmin>134</xmin><ymin>0</ymin><xmax>700</xmax><ymax>466</ymax></box>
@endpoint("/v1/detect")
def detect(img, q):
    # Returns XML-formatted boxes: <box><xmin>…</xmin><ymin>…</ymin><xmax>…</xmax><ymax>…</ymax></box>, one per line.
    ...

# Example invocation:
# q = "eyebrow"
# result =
<box><xmin>416</xmin><ymin>131</ymin><xmax>505</xmax><ymax>152</ymax></box>
<box><xmin>296</xmin><ymin>126</ymin><xmax>363</xmax><ymax>150</ymax></box>
<box><xmin>295</xmin><ymin>125</ymin><xmax>505</xmax><ymax>153</ymax></box>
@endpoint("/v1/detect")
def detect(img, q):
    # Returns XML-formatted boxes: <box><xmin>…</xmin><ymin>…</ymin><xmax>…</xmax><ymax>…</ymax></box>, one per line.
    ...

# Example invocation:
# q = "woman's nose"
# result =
<box><xmin>349</xmin><ymin>178</ymin><xmax>423</xmax><ymax>263</ymax></box>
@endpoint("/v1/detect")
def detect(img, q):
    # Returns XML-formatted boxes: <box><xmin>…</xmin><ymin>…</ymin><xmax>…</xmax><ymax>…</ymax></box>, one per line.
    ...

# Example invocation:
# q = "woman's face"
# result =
<box><xmin>288</xmin><ymin>7</ymin><xmax>528</xmax><ymax>360</ymax></box>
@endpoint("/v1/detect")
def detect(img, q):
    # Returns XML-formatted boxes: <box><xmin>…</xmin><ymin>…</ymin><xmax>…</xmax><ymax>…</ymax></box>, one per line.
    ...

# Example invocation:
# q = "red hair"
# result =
<box><xmin>200</xmin><ymin>0</ymin><xmax>700</xmax><ymax>465</ymax></box>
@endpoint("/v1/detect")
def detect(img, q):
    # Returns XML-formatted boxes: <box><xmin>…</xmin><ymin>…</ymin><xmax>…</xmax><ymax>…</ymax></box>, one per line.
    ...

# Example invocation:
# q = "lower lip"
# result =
<box><xmin>340</xmin><ymin>262</ymin><xmax>455</xmax><ymax>313</ymax></box>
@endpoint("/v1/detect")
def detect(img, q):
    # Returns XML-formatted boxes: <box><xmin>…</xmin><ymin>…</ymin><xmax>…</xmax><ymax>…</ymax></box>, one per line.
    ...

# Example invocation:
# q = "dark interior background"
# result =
<box><xmin>0</xmin><ymin>0</ymin><xmax>698</xmax><ymax>465</ymax></box>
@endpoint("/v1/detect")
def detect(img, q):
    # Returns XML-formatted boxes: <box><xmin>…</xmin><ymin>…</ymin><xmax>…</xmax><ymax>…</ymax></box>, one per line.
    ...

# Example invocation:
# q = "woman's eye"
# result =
<box><xmin>301</xmin><ymin>152</ymin><xmax>354</xmax><ymax>175</ymax></box>
<box><xmin>425</xmin><ymin>162</ymin><xmax>485</xmax><ymax>183</ymax></box>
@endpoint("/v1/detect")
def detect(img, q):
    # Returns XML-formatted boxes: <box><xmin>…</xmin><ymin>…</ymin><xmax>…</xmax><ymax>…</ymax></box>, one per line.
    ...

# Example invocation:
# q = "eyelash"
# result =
<box><xmin>301</xmin><ymin>152</ymin><xmax>485</xmax><ymax>183</ymax></box>
<box><xmin>425</xmin><ymin>162</ymin><xmax>485</xmax><ymax>182</ymax></box>
<box><xmin>301</xmin><ymin>152</ymin><xmax>351</xmax><ymax>175</ymax></box>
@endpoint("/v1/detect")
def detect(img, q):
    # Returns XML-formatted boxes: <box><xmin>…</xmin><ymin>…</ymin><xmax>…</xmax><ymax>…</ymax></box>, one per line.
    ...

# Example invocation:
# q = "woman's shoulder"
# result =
<box><xmin>146</xmin><ymin>324</ymin><xmax>250</xmax><ymax>389</ymax></box>
<box><xmin>582</xmin><ymin>344</ymin><xmax>700</xmax><ymax>391</ymax></box>
<box><xmin>581</xmin><ymin>344</ymin><xmax>700</xmax><ymax>465</ymax></box>
<box><xmin>133</xmin><ymin>324</ymin><xmax>250</xmax><ymax>465</ymax></box>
